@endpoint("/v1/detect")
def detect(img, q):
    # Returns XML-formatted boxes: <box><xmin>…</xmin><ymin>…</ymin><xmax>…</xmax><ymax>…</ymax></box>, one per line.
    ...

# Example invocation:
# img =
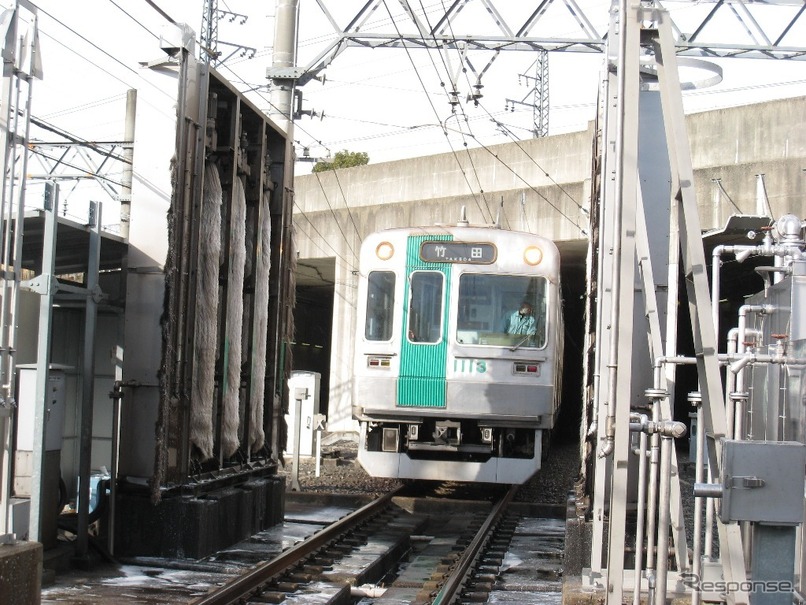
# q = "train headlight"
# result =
<box><xmin>524</xmin><ymin>245</ymin><xmax>543</xmax><ymax>266</ymax></box>
<box><xmin>376</xmin><ymin>241</ymin><xmax>394</xmax><ymax>260</ymax></box>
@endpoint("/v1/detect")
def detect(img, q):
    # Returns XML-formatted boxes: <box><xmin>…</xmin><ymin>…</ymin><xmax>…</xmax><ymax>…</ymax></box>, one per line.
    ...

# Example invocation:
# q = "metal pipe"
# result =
<box><xmin>724</xmin><ymin>329</ymin><xmax>738</xmax><ymax>439</ymax></box>
<box><xmin>109</xmin><ymin>380</ymin><xmax>123</xmax><ymax>555</ymax></box>
<box><xmin>654</xmin><ymin>423</ymin><xmax>687</xmax><ymax>605</ymax></box>
<box><xmin>632</xmin><ymin>417</ymin><xmax>649</xmax><ymax>605</ymax></box>
<box><xmin>711</xmin><ymin>245</ymin><xmax>724</xmax><ymax>338</ymax></box>
<box><xmin>690</xmin><ymin>392</ymin><xmax>704</xmax><ymax>605</ymax></box>
<box><xmin>735</xmin><ymin>304</ymin><xmax>767</xmax><ymax>439</ymax></box>
<box><xmin>704</xmin><ymin>462</ymin><xmax>714</xmax><ymax>559</ymax></box>
<box><xmin>710</xmin><ymin>245</ymin><xmax>768</xmax><ymax>343</ymax></box>
<box><xmin>777</xmin><ymin>358</ymin><xmax>787</xmax><ymax>440</ymax></box>
<box><xmin>645</xmin><ymin>400</ymin><xmax>660</xmax><ymax>573</ymax></box>
<box><xmin>597</xmin><ymin>0</ymin><xmax>630</xmax><ymax>460</ymax></box>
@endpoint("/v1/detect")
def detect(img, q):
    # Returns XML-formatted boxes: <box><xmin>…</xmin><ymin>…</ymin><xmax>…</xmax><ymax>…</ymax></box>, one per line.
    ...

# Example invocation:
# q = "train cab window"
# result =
<box><xmin>365</xmin><ymin>271</ymin><xmax>395</xmax><ymax>341</ymax></box>
<box><xmin>407</xmin><ymin>271</ymin><xmax>444</xmax><ymax>343</ymax></box>
<box><xmin>456</xmin><ymin>274</ymin><xmax>548</xmax><ymax>348</ymax></box>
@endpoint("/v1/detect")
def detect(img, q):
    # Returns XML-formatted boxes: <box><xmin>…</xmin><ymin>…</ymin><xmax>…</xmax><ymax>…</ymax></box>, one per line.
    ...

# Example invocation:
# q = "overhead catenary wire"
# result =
<box><xmin>479</xmin><ymin>100</ymin><xmax>588</xmax><ymax>216</ymax></box>
<box><xmin>292</xmin><ymin>200</ymin><xmax>358</xmax><ymax>274</ymax></box>
<box><xmin>34</xmin><ymin>4</ymin><xmax>175</xmax><ymax>103</ymax></box>
<box><xmin>213</xmin><ymin>60</ymin><xmax>368</xmax><ymax>256</ymax></box>
<box><xmin>418</xmin><ymin>0</ymin><xmax>502</xmax><ymax>227</ymax></box>
<box><xmin>460</xmin><ymin>131</ymin><xmax>585</xmax><ymax>234</ymax></box>
<box><xmin>379</xmin><ymin>0</ymin><xmax>494</xmax><ymax>226</ymax></box>
<box><xmin>315</xmin><ymin>165</ymin><xmax>364</xmax><ymax>246</ymax></box>
<box><xmin>311</xmin><ymin>169</ymin><xmax>360</xmax><ymax>263</ymax></box>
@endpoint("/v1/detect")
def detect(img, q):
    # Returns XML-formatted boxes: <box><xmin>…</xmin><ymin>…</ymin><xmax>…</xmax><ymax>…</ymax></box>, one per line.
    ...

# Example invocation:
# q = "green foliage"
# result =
<box><xmin>312</xmin><ymin>149</ymin><xmax>369</xmax><ymax>172</ymax></box>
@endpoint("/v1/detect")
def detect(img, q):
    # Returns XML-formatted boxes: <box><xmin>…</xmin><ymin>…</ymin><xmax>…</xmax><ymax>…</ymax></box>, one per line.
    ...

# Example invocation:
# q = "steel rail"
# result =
<box><xmin>191</xmin><ymin>485</ymin><xmax>404</xmax><ymax>605</ymax></box>
<box><xmin>431</xmin><ymin>484</ymin><xmax>518</xmax><ymax>605</ymax></box>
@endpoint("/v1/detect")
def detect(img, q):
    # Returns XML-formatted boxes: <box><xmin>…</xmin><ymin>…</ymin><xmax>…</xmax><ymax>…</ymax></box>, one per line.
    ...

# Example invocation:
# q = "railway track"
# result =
<box><xmin>190</xmin><ymin>483</ymin><xmax>562</xmax><ymax>605</ymax></box>
<box><xmin>192</xmin><ymin>485</ymin><xmax>407</xmax><ymax>605</ymax></box>
<box><xmin>42</xmin><ymin>481</ymin><xmax>564</xmax><ymax>604</ymax></box>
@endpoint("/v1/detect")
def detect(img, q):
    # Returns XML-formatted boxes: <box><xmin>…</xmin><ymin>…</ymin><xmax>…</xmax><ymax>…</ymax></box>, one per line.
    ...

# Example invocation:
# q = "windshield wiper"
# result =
<box><xmin>509</xmin><ymin>334</ymin><xmax>532</xmax><ymax>352</ymax></box>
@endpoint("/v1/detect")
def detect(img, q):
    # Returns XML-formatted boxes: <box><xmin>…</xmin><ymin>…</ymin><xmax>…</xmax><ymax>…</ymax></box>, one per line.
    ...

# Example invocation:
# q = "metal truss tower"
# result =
<box><xmin>200</xmin><ymin>0</ymin><xmax>254</xmax><ymax>64</ymax></box>
<box><xmin>506</xmin><ymin>49</ymin><xmax>549</xmax><ymax>138</ymax></box>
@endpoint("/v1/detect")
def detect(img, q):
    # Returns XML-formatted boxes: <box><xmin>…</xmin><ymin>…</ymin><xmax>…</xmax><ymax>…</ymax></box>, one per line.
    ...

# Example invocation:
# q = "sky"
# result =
<box><xmin>6</xmin><ymin>0</ymin><xmax>806</xmax><ymax>224</ymax></box>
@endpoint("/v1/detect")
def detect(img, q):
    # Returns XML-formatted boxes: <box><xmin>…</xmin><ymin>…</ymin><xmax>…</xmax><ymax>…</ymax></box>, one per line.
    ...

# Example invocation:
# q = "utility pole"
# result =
<box><xmin>267</xmin><ymin>0</ymin><xmax>300</xmax><ymax>134</ymax></box>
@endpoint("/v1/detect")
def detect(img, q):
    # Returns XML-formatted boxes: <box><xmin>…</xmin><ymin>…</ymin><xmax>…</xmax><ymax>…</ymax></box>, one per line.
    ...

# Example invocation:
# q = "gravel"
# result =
<box><xmin>277</xmin><ymin>434</ymin><xmax>581</xmax><ymax>505</ymax></box>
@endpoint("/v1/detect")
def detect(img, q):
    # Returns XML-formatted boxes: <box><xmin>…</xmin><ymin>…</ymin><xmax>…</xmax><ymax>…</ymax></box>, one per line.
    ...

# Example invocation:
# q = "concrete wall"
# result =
<box><xmin>293</xmin><ymin>96</ymin><xmax>806</xmax><ymax>433</ymax></box>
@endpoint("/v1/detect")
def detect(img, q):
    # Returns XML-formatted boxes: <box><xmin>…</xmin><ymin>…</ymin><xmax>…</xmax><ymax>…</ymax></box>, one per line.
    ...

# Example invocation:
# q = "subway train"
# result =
<box><xmin>352</xmin><ymin>214</ymin><xmax>564</xmax><ymax>484</ymax></box>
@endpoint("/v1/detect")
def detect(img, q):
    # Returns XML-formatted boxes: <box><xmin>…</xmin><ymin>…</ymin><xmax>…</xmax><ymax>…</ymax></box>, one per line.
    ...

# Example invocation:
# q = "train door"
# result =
<box><xmin>398</xmin><ymin>235</ymin><xmax>451</xmax><ymax>408</ymax></box>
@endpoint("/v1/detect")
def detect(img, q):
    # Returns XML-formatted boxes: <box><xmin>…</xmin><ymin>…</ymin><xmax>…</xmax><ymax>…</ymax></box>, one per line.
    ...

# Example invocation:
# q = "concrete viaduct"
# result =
<box><xmin>291</xmin><ymin>96</ymin><xmax>806</xmax><ymax>435</ymax></box>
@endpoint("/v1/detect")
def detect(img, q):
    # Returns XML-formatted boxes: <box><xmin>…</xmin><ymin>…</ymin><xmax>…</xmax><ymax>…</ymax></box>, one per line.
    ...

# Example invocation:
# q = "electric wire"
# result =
<box><xmin>311</xmin><ymin>169</ymin><xmax>359</xmax><ymax>262</ymax></box>
<box><xmin>31</xmin><ymin>116</ymin><xmax>130</xmax><ymax>164</ymax></box>
<box><xmin>380</xmin><ymin>0</ymin><xmax>493</xmax><ymax>226</ymax></box>
<box><xmin>427</xmin><ymin>0</ymin><xmax>585</xmax><ymax>231</ymax></box>
<box><xmin>33</xmin><ymin>4</ymin><xmax>176</xmax><ymax>104</ymax></box>
<box><xmin>27</xmin><ymin>147</ymin><xmax>125</xmax><ymax>188</ymax></box>
<box><xmin>322</xmin><ymin>165</ymin><xmax>364</xmax><ymax>246</ymax></box>
<box><xmin>292</xmin><ymin>199</ymin><xmax>358</xmax><ymax>273</ymax></box>
<box><xmin>142</xmin><ymin>0</ymin><xmax>176</xmax><ymax>25</ymax></box>
<box><xmin>42</xmin><ymin>94</ymin><xmax>127</xmax><ymax>121</ymax></box>
<box><xmin>479</xmin><ymin>100</ymin><xmax>587</xmax><ymax>216</ymax></box>
<box><xmin>460</xmin><ymin>131</ymin><xmax>585</xmax><ymax>234</ymax></box>
<box><xmin>424</xmin><ymin>0</ymin><xmax>509</xmax><ymax>227</ymax></box>
<box><xmin>213</xmin><ymin>61</ymin><xmax>364</xmax><ymax>260</ymax></box>
<box><xmin>110</xmin><ymin>0</ymin><xmax>160</xmax><ymax>40</ymax></box>
<box><xmin>417</xmin><ymin>0</ymin><xmax>500</xmax><ymax>226</ymax></box>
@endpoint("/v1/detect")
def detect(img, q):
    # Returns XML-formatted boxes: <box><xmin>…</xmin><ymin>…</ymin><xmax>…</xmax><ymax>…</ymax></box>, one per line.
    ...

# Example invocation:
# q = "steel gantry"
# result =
<box><xmin>275</xmin><ymin>3</ymin><xmax>806</xmax><ymax>605</ymax></box>
<box><xmin>584</xmin><ymin>3</ymin><xmax>752</xmax><ymax>603</ymax></box>
<box><xmin>277</xmin><ymin>0</ymin><xmax>806</xmax><ymax>128</ymax></box>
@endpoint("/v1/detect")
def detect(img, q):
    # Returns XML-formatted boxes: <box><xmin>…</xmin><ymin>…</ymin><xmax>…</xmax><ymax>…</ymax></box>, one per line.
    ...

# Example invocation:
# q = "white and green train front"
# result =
<box><xmin>353</xmin><ymin>225</ymin><xmax>563</xmax><ymax>484</ymax></box>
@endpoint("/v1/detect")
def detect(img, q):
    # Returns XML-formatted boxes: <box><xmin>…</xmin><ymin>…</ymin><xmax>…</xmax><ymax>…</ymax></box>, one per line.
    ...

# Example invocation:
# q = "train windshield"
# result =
<box><xmin>456</xmin><ymin>274</ymin><xmax>548</xmax><ymax>348</ymax></box>
<box><xmin>365</xmin><ymin>271</ymin><xmax>395</xmax><ymax>341</ymax></box>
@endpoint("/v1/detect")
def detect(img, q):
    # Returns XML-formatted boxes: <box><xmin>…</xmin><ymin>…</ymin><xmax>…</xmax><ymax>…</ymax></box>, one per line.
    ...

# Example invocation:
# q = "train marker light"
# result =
<box><xmin>376</xmin><ymin>241</ymin><xmax>394</xmax><ymax>260</ymax></box>
<box><xmin>407</xmin><ymin>424</ymin><xmax>419</xmax><ymax>440</ymax></box>
<box><xmin>513</xmin><ymin>362</ymin><xmax>541</xmax><ymax>376</ymax></box>
<box><xmin>524</xmin><ymin>245</ymin><xmax>543</xmax><ymax>266</ymax></box>
<box><xmin>481</xmin><ymin>427</ymin><xmax>493</xmax><ymax>443</ymax></box>
<box><xmin>368</xmin><ymin>356</ymin><xmax>391</xmax><ymax>368</ymax></box>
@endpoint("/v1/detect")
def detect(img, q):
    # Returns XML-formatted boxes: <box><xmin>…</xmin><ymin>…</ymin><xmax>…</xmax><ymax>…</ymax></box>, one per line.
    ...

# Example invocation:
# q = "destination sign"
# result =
<box><xmin>420</xmin><ymin>241</ymin><xmax>496</xmax><ymax>264</ymax></box>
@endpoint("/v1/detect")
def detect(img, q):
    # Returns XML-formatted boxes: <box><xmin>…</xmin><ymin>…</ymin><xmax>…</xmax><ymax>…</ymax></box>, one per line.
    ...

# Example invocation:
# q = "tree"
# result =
<box><xmin>312</xmin><ymin>149</ymin><xmax>369</xmax><ymax>172</ymax></box>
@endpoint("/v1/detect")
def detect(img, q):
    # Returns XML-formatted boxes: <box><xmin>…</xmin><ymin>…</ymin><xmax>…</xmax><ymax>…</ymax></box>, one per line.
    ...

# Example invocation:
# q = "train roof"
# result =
<box><xmin>362</xmin><ymin>222</ymin><xmax>560</xmax><ymax>249</ymax></box>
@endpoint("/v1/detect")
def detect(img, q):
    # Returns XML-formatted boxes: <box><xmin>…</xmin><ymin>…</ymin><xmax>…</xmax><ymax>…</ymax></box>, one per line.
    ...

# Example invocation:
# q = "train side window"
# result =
<box><xmin>365</xmin><ymin>271</ymin><xmax>395</xmax><ymax>341</ymax></box>
<box><xmin>408</xmin><ymin>271</ymin><xmax>444</xmax><ymax>343</ymax></box>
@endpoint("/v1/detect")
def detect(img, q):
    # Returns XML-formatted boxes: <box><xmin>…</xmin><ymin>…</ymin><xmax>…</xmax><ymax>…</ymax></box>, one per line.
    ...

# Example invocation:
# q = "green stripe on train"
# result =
<box><xmin>398</xmin><ymin>234</ymin><xmax>452</xmax><ymax>408</ymax></box>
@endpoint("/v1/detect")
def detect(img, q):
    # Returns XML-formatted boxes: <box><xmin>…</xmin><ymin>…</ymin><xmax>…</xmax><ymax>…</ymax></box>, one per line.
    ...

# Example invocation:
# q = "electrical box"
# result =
<box><xmin>286</xmin><ymin>371</ymin><xmax>321</xmax><ymax>456</ymax></box>
<box><xmin>720</xmin><ymin>440</ymin><xmax>806</xmax><ymax>524</ymax></box>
